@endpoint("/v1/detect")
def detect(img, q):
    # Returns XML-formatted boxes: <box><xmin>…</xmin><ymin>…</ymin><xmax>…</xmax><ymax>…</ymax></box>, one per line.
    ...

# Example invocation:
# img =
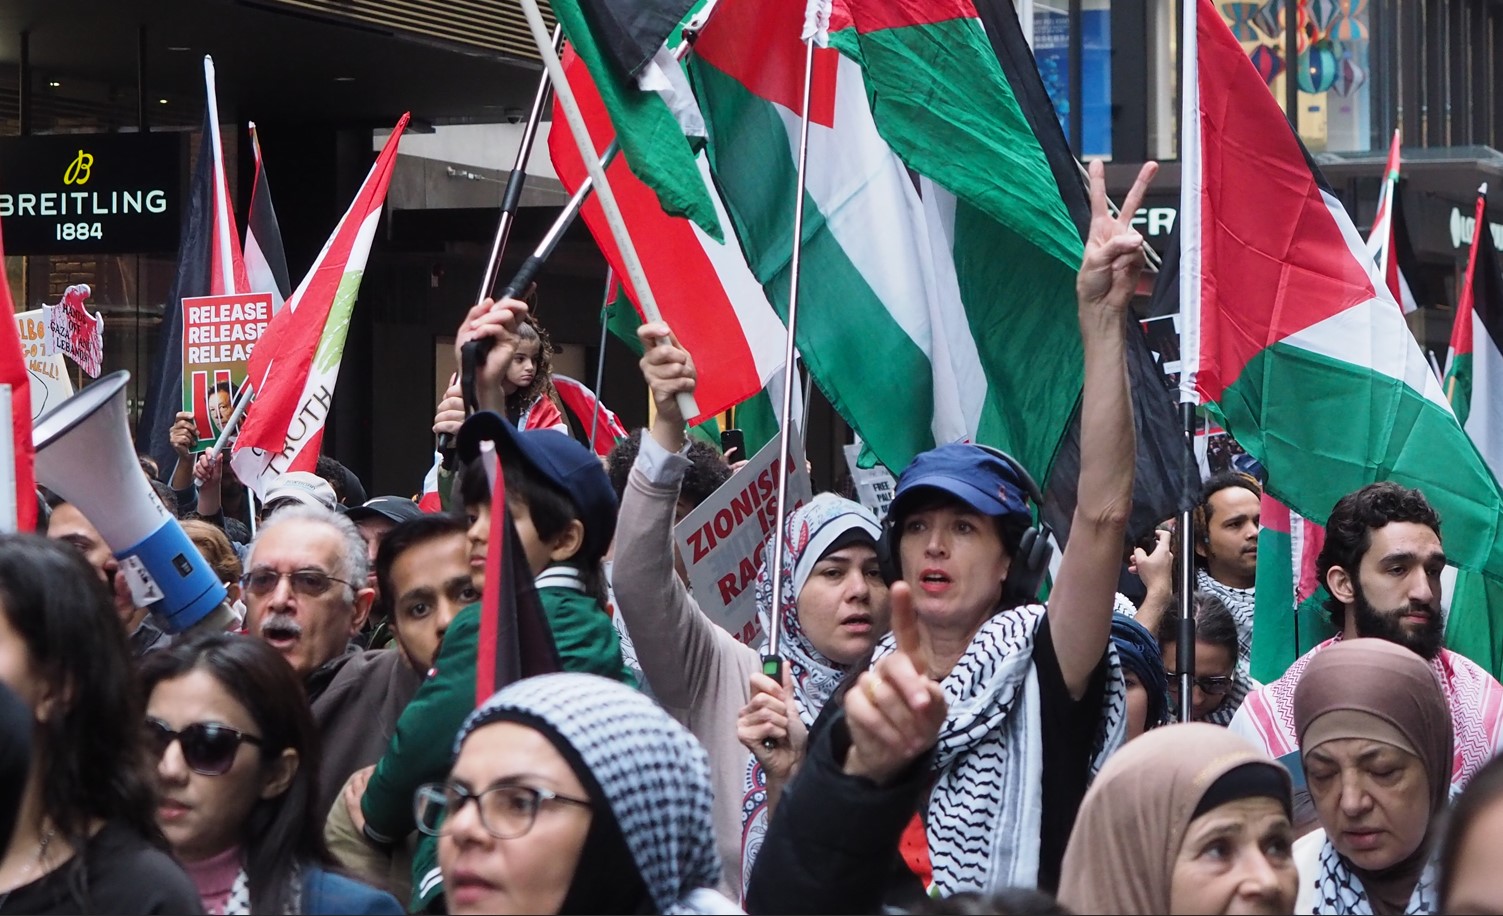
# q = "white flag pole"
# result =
<box><xmin>516</xmin><ymin>0</ymin><xmax>699</xmax><ymax>422</ymax></box>
<box><xmin>0</xmin><ymin>384</ymin><xmax>16</xmax><ymax>533</ymax></box>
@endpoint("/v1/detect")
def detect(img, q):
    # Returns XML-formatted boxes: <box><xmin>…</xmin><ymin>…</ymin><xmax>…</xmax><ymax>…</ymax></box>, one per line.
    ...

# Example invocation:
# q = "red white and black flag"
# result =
<box><xmin>244</xmin><ymin>122</ymin><xmax>292</xmax><ymax>314</ymax></box>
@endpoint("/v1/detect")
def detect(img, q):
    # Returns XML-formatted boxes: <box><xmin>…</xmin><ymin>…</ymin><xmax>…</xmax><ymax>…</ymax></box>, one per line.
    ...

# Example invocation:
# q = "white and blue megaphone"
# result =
<box><xmin>33</xmin><ymin>371</ymin><xmax>233</xmax><ymax>634</ymax></box>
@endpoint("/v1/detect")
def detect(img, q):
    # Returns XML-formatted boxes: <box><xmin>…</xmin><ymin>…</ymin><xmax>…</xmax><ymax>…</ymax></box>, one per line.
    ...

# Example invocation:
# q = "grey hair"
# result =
<box><xmin>247</xmin><ymin>503</ymin><xmax>369</xmax><ymax>594</ymax></box>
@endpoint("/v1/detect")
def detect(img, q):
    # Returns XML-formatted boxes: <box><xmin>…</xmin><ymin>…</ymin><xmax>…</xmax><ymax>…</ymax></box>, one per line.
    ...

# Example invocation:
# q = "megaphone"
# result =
<box><xmin>33</xmin><ymin>371</ymin><xmax>232</xmax><ymax>634</ymax></box>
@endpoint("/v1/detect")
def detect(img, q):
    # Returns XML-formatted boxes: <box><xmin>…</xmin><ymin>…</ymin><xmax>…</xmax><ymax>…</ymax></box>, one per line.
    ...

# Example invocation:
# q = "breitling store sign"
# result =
<box><xmin>0</xmin><ymin>133</ymin><xmax>182</xmax><ymax>255</ymax></box>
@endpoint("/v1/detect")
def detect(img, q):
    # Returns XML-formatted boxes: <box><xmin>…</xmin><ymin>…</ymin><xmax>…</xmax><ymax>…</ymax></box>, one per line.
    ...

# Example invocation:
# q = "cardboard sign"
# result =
<box><xmin>15</xmin><ymin>308</ymin><xmax>73</xmax><ymax>421</ymax></box>
<box><xmin>180</xmin><ymin>292</ymin><xmax>274</xmax><ymax>451</ymax></box>
<box><xmin>43</xmin><ymin>284</ymin><xmax>103</xmax><ymax>377</ymax></box>
<box><xmin>843</xmin><ymin>443</ymin><xmax>897</xmax><ymax>520</ymax></box>
<box><xmin>674</xmin><ymin>427</ymin><xmax>812</xmax><ymax>647</ymax></box>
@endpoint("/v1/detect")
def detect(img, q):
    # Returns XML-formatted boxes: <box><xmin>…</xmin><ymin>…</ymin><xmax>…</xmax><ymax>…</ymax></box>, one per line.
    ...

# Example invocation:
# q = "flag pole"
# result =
<box><xmin>1176</xmin><ymin>0</ymin><xmax>1200</xmax><ymax>724</ymax></box>
<box><xmin>762</xmin><ymin>5</ymin><xmax>824</xmax><ymax>697</ymax></box>
<box><xmin>0</xmin><ymin>384</ymin><xmax>16</xmax><ymax>533</ymax></box>
<box><xmin>516</xmin><ymin>0</ymin><xmax>699</xmax><ymax>423</ymax></box>
<box><xmin>589</xmin><ymin>267</ymin><xmax>615</xmax><ymax>449</ymax></box>
<box><xmin>478</xmin><ymin>24</ymin><xmax>563</xmax><ymax>305</ymax></box>
<box><xmin>206</xmin><ymin>381</ymin><xmax>254</xmax><ymax>462</ymax></box>
<box><xmin>438</xmin><ymin>25</ymin><xmax>563</xmax><ymax>460</ymax></box>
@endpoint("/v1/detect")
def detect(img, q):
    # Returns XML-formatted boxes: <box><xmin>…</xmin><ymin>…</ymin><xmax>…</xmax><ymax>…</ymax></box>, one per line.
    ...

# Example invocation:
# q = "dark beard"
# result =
<box><xmin>1351</xmin><ymin>578</ymin><xmax>1444</xmax><ymax>660</ymax></box>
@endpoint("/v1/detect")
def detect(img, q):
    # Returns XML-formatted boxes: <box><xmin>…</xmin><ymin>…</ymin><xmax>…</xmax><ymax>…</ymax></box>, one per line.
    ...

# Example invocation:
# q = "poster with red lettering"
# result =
<box><xmin>673</xmin><ymin>426</ymin><xmax>812</xmax><ymax>647</ymax></box>
<box><xmin>180</xmin><ymin>292</ymin><xmax>274</xmax><ymax>451</ymax></box>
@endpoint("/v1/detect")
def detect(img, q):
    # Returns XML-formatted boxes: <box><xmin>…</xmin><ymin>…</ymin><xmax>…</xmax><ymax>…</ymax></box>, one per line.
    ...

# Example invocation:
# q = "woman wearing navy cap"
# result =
<box><xmin>743</xmin><ymin>160</ymin><xmax>1159</xmax><ymax>914</ymax></box>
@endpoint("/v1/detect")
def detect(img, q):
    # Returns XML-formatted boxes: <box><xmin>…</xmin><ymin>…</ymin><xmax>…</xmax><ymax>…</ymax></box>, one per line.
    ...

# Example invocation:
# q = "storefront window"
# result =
<box><xmin>1218</xmin><ymin>0</ymin><xmax>1375</xmax><ymax>152</ymax></box>
<box><xmin>1034</xmin><ymin>0</ymin><xmax>1114</xmax><ymax>159</ymax></box>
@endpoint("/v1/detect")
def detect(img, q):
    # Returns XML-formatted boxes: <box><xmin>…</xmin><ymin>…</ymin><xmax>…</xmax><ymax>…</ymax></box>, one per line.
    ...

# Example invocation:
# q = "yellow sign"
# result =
<box><xmin>62</xmin><ymin>149</ymin><xmax>93</xmax><ymax>186</ymax></box>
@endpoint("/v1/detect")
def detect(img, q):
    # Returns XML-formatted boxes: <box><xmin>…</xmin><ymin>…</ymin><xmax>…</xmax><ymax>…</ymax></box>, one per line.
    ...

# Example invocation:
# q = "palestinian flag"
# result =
<box><xmin>231</xmin><ymin>115</ymin><xmax>409</xmax><ymax>497</ymax></box>
<box><xmin>0</xmin><ymin>216</ymin><xmax>34</xmax><ymax>531</ymax></box>
<box><xmin>135</xmin><ymin>56</ymin><xmax>248</xmax><ymax>477</ymax></box>
<box><xmin>552</xmin><ymin>374</ymin><xmax>629</xmax><ymax>457</ymax></box>
<box><xmin>549</xmin><ymin>0</ymin><xmax>720</xmax><ymax>238</ymax></box>
<box><xmin>1181</xmin><ymin>0</ymin><xmax>1503</xmax><ymax>670</ymax></box>
<box><xmin>550</xmin><ymin>45</ymin><xmax>787</xmax><ymax>425</ymax></box>
<box><xmin>690</xmin><ymin>0</ymin><xmax>1085</xmax><ymax>481</ymax></box>
<box><xmin>1250</xmin><ymin>493</ymin><xmax>1332</xmax><ymax>682</ymax></box>
<box><xmin>1364</xmin><ymin>129</ymin><xmax>1419</xmax><ymax>314</ymax></box>
<box><xmin>1444</xmin><ymin>188</ymin><xmax>1503</xmax><ymax>441</ymax></box>
<box><xmin>244</xmin><ymin>122</ymin><xmax>293</xmax><ymax>315</ymax></box>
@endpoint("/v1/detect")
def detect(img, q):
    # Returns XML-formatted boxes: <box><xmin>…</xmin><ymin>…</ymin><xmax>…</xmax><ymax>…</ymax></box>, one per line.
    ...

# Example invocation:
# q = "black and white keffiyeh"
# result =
<box><xmin>1197</xmin><ymin>568</ymin><xmax>1255</xmax><ymax>675</ymax></box>
<box><xmin>457</xmin><ymin>674</ymin><xmax>741</xmax><ymax>915</ymax></box>
<box><xmin>1311</xmin><ymin>837</ymin><xmax>1437</xmax><ymax>915</ymax></box>
<box><xmin>220</xmin><ymin>866</ymin><xmax>300</xmax><ymax>916</ymax></box>
<box><xmin>873</xmin><ymin>604</ymin><xmax>1128</xmax><ymax>894</ymax></box>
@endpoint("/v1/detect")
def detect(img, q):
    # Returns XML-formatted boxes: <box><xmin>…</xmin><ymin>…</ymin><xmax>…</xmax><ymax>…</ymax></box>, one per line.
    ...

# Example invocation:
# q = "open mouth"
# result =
<box><xmin>260</xmin><ymin>617</ymin><xmax>302</xmax><ymax>649</ymax></box>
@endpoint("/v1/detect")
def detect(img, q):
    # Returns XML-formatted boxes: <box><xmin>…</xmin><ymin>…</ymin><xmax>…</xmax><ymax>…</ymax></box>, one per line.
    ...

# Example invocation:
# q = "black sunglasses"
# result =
<box><xmin>1165</xmin><ymin>673</ymin><xmax>1234</xmax><ymax>696</ymax></box>
<box><xmin>146</xmin><ymin>718</ymin><xmax>264</xmax><ymax>776</ymax></box>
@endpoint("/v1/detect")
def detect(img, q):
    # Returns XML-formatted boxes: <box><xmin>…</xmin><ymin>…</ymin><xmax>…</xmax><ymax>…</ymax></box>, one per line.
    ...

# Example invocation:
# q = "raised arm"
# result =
<box><xmin>1047</xmin><ymin>160</ymin><xmax>1158</xmax><ymax>699</ymax></box>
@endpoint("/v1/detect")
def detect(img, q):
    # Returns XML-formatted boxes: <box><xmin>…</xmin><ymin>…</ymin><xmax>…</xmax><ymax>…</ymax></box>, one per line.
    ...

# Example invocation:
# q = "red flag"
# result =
<box><xmin>552</xmin><ymin>374</ymin><xmax>629</xmax><ymax>457</ymax></box>
<box><xmin>232</xmin><ymin>115</ymin><xmax>409</xmax><ymax>493</ymax></box>
<box><xmin>0</xmin><ymin>218</ymin><xmax>35</xmax><ymax>532</ymax></box>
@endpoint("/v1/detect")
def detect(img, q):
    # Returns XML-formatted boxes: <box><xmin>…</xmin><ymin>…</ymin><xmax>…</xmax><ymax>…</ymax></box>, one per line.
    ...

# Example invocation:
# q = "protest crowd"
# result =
<box><xmin>7</xmin><ymin>0</ymin><xmax>1503</xmax><ymax>914</ymax></box>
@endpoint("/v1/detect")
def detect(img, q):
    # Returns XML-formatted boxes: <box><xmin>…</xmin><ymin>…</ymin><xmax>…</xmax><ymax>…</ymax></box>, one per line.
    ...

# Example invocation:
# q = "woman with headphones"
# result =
<box><xmin>742</xmin><ymin>160</ymin><xmax>1158</xmax><ymax>914</ymax></box>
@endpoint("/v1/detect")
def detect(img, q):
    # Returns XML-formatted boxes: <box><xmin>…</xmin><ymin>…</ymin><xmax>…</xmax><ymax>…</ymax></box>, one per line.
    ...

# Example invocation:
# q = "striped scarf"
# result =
<box><xmin>1310</xmin><ymin>838</ymin><xmax>1436</xmax><ymax>915</ymax></box>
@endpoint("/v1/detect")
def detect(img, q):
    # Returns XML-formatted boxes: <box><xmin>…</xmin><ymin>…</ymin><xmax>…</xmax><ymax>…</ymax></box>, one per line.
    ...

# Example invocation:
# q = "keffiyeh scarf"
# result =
<box><xmin>1310</xmin><ymin>839</ymin><xmax>1436</xmax><ymax>915</ymax></box>
<box><xmin>874</xmin><ymin>604</ymin><xmax>1128</xmax><ymax>894</ymax></box>
<box><xmin>458</xmin><ymin>674</ymin><xmax>740</xmax><ymax>915</ymax></box>
<box><xmin>1197</xmin><ymin>567</ymin><xmax>1255</xmax><ymax>675</ymax></box>
<box><xmin>739</xmin><ymin>495</ymin><xmax>880</xmax><ymax>893</ymax></box>
<box><xmin>220</xmin><ymin>866</ymin><xmax>300</xmax><ymax>916</ymax></box>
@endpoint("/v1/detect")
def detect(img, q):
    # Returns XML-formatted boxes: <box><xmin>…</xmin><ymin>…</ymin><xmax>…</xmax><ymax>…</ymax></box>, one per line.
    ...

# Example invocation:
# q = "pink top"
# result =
<box><xmin>182</xmin><ymin>845</ymin><xmax>241</xmax><ymax>915</ymax></box>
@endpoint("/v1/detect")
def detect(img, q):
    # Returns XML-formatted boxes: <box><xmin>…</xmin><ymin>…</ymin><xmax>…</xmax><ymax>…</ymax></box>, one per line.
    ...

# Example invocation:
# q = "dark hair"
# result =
<box><xmin>374</xmin><ymin>514</ymin><xmax>470</xmax><ymax>620</ymax></box>
<box><xmin>150</xmin><ymin>479</ymin><xmax>179</xmax><ymax>518</ymax></box>
<box><xmin>138</xmin><ymin>453</ymin><xmax>161</xmax><ymax>481</ymax></box>
<box><xmin>1440</xmin><ymin>753</ymin><xmax>1503</xmax><ymax>910</ymax></box>
<box><xmin>1156</xmin><ymin>591</ymin><xmax>1240</xmax><ymax>661</ymax></box>
<box><xmin>314</xmin><ymin>455</ymin><xmax>348</xmax><ymax>505</ymax></box>
<box><xmin>909</xmin><ymin>888</ymin><xmax>1072</xmax><ymax>915</ymax></box>
<box><xmin>0</xmin><ymin>535</ymin><xmax>163</xmax><ymax>906</ymax></box>
<box><xmin>138</xmin><ymin>634</ymin><xmax>332</xmax><ymax>915</ymax></box>
<box><xmin>605</xmin><ymin>429</ymin><xmax>732</xmax><ymax>508</ymax></box>
<box><xmin>1317</xmin><ymin>482</ymin><xmax>1441</xmax><ymax>629</ymax></box>
<box><xmin>1192</xmin><ymin>471</ymin><xmax>1262</xmax><ymax>570</ymax></box>
<box><xmin>505</xmin><ymin>317</ymin><xmax>557</xmax><ymax>421</ymax></box>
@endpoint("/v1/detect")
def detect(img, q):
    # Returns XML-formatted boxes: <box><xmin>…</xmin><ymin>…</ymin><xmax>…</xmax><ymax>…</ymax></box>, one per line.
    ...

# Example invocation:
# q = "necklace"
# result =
<box><xmin>0</xmin><ymin>824</ymin><xmax>57</xmax><ymax>909</ymax></box>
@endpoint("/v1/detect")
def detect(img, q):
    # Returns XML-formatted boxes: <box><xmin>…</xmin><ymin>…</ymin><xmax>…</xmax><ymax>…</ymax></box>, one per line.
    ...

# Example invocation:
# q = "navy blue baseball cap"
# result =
<box><xmin>457</xmin><ymin>412</ymin><xmax>618</xmax><ymax>558</ymax></box>
<box><xmin>891</xmin><ymin>443</ymin><xmax>1032</xmax><ymax>521</ymax></box>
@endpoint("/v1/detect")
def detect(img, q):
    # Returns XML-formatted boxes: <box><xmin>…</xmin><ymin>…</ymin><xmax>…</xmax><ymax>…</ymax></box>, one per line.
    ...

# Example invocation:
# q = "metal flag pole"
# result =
<box><xmin>1176</xmin><ymin>0</ymin><xmax>1200</xmax><ymax>724</ymax></box>
<box><xmin>459</xmin><ymin>145</ymin><xmax>617</xmax><ymax>415</ymax></box>
<box><xmin>206</xmin><ymin>381</ymin><xmax>254</xmax><ymax>462</ymax></box>
<box><xmin>0</xmin><ymin>384</ymin><xmax>16</xmax><ymax>532</ymax></box>
<box><xmin>517</xmin><ymin>0</ymin><xmax>699</xmax><ymax>423</ymax></box>
<box><xmin>437</xmin><ymin>25</ymin><xmax>561</xmax><ymax>460</ymax></box>
<box><xmin>589</xmin><ymin>267</ymin><xmax>615</xmax><ymax>448</ymax></box>
<box><xmin>761</xmin><ymin>16</ymin><xmax>822</xmax><ymax>696</ymax></box>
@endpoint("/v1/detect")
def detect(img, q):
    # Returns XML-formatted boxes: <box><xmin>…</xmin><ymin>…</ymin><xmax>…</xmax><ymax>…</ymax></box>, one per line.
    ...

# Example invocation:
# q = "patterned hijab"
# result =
<box><xmin>741</xmin><ymin>495</ymin><xmax>881</xmax><ymax>890</ymax></box>
<box><xmin>456</xmin><ymin>674</ymin><xmax>740</xmax><ymax>915</ymax></box>
<box><xmin>751</xmin><ymin>493</ymin><xmax>882</xmax><ymax>716</ymax></box>
<box><xmin>1293</xmin><ymin>639</ymin><xmax>1452</xmax><ymax>915</ymax></box>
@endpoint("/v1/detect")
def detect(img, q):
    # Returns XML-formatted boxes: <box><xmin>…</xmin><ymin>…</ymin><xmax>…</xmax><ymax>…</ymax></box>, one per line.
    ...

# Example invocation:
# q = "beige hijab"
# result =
<box><xmin>1058</xmin><ymin>723</ymin><xmax>1291</xmax><ymax>914</ymax></box>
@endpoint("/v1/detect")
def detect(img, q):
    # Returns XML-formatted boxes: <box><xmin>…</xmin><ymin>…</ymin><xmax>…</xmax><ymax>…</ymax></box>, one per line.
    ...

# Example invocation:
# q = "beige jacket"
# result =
<box><xmin>612</xmin><ymin>439</ymin><xmax>760</xmax><ymax>897</ymax></box>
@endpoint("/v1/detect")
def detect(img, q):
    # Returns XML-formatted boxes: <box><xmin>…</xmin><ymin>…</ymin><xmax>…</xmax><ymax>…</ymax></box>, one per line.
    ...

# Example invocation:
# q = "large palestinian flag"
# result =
<box><xmin>1181</xmin><ymin>0</ymin><xmax>1503</xmax><ymax>669</ymax></box>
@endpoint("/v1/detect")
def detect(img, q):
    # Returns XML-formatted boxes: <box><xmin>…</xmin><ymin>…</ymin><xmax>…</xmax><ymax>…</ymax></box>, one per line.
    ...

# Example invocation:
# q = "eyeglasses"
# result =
<box><xmin>146</xmin><ymin>718</ymin><xmax>264</xmax><ymax>776</ymax></box>
<box><xmin>1165</xmin><ymin>673</ymin><xmax>1234</xmax><ymax>696</ymax></box>
<box><xmin>414</xmin><ymin>782</ymin><xmax>591</xmax><ymax>840</ymax></box>
<box><xmin>240</xmin><ymin>568</ymin><xmax>353</xmax><ymax>598</ymax></box>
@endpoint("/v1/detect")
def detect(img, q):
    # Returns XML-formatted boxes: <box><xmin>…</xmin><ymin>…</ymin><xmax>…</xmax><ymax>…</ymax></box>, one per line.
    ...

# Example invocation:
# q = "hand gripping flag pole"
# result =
<box><xmin>760</xmin><ymin>0</ymin><xmax>828</xmax><ymax>747</ymax></box>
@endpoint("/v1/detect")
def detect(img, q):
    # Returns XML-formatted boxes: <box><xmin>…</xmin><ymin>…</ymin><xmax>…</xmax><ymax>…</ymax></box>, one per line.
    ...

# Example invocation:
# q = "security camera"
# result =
<box><xmin>504</xmin><ymin>108</ymin><xmax>524</xmax><ymax>124</ymax></box>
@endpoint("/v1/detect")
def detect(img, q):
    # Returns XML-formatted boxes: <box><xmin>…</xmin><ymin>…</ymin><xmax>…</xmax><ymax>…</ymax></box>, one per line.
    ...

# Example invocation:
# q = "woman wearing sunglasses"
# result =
<box><xmin>0</xmin><ymin>535</ymin><xmax>201</xmax><ymax>915</ymax></box>
<box><xmin>139</xmin><ymin>633</ymin><xmax>401</xmax><ymax>915</ymax></box>
<box><xmin>1155</xmin><ymin>592</ymin><xmax>1254</xmax><ymax>725</ymax></box>
<box><xmin>422</xmin><ymin>673</ymin><xmax>739</xmax><ymax>915</ymax></box>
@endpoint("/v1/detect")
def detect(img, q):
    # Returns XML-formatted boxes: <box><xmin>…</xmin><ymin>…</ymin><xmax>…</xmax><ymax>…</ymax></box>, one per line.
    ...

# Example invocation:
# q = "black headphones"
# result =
<box><xmin>876</xmin><ymin>445</ymin><xmax>1054</xmax><ymax>605</ymax></box>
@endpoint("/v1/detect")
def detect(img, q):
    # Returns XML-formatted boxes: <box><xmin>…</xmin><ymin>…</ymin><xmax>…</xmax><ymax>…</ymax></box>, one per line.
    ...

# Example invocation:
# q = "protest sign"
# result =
<box><xmin>674</xmin><ymin>426</ymin><xmax>812</xmax><ymax>646</ymax></box>
<box><xmin>843</xmin><ymin>442</ymin><xmax>897</xmax><ymax>520</ymax></box>
<box><xmin>180</xmin><ymin>292</ymin><xmax>273</xmax><ymax>450</ymax></box>
<box><xmin>15</xmin><ymin>308</ymin><xmax>72</xmax><ymax>421</ymax></box>
<box><xmin>43</xmin><ymin>284</ymin><xmax>103</xmax><ymax>377</ymax></box>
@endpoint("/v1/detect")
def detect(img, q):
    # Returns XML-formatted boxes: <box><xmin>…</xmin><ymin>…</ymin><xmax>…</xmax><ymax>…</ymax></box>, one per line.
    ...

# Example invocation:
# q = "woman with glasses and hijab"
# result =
<box><xmin>423</xmin><ymin>672</ymin><xmax>739</xmax><ymax>915</ymax></box>
<box><xmin>139</xmin><ymin>633</ymin><xmax>401</xmax><ymax>915</ymax></box>
<box><xmin>1156</xmin><ymin>592</ymin><xmax>1254</xmax><ymax>725</ymax></box>
<box><xmin>0</xmin><ymin>536</ymin><xmax>201</xmax><ymax>915</ymax></box>
<box><xmin>1290</xmin><ymin>639</ymin><xmax>1451</xmax><ymax>915</ymax></box>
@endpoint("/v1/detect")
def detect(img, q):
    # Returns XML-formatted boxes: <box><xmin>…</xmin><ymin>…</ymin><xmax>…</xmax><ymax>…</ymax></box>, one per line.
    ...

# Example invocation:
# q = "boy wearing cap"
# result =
<box><xmin>350</xmin><ymin>408</ymin><xmax>630</xmax><ymax>911</ymax></box>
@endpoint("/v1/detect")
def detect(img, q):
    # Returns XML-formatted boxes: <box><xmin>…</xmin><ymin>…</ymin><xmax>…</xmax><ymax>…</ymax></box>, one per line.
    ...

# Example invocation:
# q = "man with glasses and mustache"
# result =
<box><xmin>242</xmin><ymin>504</ymin><xmax>422</xmax><ymax>818</ymax></box>
<box><xmin>1231</xmin><ymin>482</ymin><xmax>1503</xmax><ymax>806</ymax></box>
